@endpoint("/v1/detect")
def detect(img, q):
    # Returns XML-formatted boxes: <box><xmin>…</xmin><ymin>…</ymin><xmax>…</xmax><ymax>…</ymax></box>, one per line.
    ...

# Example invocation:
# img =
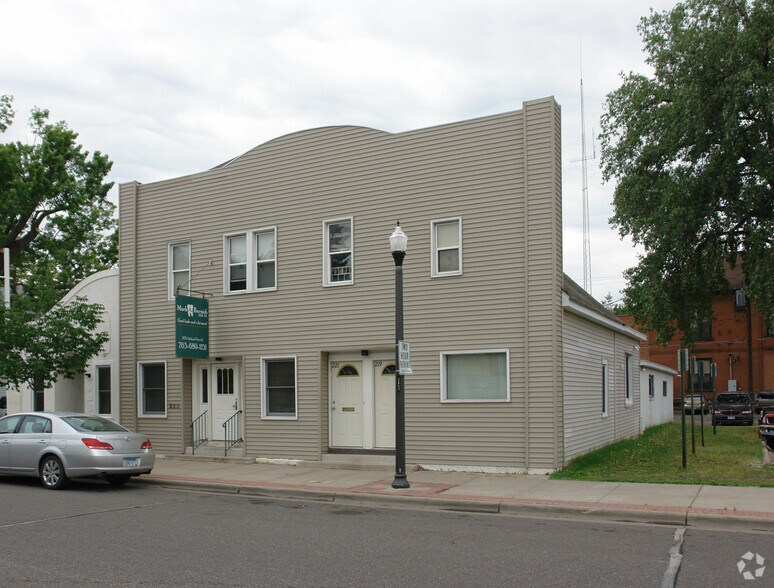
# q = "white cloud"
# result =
<box><xmin>2</xmin><ymin>0</ymin><xmax>680</xmax><ymax>301</ymax></box>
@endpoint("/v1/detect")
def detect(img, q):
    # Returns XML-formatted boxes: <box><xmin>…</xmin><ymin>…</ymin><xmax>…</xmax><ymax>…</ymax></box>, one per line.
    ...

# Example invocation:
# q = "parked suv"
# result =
<box><xmin>713</xmin><ymin>393</ymin><xmax>754</xmax><ymax>426</ymax></box>
<box><xmin>755</xmin><ymin>392</ymin><xmax>774</xmax><ymax>421</ymax></box>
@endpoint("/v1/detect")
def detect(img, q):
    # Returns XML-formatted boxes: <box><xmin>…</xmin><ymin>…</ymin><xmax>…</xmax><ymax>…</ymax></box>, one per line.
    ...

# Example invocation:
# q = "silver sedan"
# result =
<box><xmin>0</xmin><ymin>412</ymin><xmax>155</xmax><ymax>489</ymax></box>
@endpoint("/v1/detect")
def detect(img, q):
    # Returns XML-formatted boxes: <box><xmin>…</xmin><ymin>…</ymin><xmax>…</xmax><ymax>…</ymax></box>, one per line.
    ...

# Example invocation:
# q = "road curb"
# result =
<box><xmin>687</xmin><ymin>512</ymin><xmax>774</xmax><ymax>532</ymax></box>
<box><xmin>136</xmin><ymin>476</ymin><xmax>774</xmax><ymax>532</ymax></box>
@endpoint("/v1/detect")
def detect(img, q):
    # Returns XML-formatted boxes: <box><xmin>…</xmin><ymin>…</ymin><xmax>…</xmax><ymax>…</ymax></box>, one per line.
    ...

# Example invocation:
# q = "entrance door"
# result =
<box><xmin>330</xmin><ymin>361</ymin><xmax>363</xmax><ymax>447</ymax></box>
<box><xmin>373</xmin><ymin>361</ymin><xmax>396</xmax><ymax>448</ymax></box>
<box><xmin>211</xmin><ymin>364</ymin><xmax>239</xmax><ymax>441</ymax></box>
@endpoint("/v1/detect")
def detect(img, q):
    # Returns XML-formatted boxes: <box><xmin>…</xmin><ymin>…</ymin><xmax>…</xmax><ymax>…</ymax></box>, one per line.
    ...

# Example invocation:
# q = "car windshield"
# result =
<box><xmin>62</xmin><ymin>416</ymin><xmax>128</xmax><ymax>433</ymax></box>
<box><xmin>758</xmin><ymin>393</ymin><xmax>774</xmax><ymax>400</ymax></box>
<box><xmin>716</xmin><ymin>394</ymin><xmax>749</xmax><ymax>404</ymax></box>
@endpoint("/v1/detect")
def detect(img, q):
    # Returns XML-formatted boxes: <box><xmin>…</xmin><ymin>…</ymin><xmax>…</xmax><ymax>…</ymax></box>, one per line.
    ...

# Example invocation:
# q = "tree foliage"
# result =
<box><xmin>600</xmin><ymin>0</ymin><xmax>773</xmax><ymax>346</ymax></box>
<box><xmin>0</xmin><ymin>96</ymin><xmax>116</xmax><ymax>388</ymax></box>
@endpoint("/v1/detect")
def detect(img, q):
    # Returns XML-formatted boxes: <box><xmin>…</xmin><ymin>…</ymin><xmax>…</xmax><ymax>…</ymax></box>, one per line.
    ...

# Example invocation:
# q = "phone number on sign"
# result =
<box><xmin>177</xmin><ymin>342</ymin><xmax>207</xmax><ymax>351</ymax></box>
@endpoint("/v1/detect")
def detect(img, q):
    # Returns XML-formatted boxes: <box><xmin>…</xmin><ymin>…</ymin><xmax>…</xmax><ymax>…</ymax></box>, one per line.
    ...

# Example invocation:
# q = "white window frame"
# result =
<box><xmin>168</xmin><ymin>241</ymin><xmax>191</xmax><ymax>300</ymax></box>
<box><xmin>440</xmin><ymin>349</ymin><xmax>510</xmax><ymax>403</ymax></box>
<box><xmin>137</xmin><ymin>361</ymin><xmax>167</xmax><ymax>418</ymax></box>
<box><xmin>261</xmin><ymin>356</ymin><xmax>298</xmax><ymax>420</ymax></box>
<box><xmin>253</xmin><ymin>228</ymin><xmax>277</xmax><ymax>291</ymax></box>
<box><xmin>625</xmin><ymin>354</ymin><xmax>633</xmax><ymax>405</ymax></box>
<box><xmin>223</xmin><ymin>227</ymin><xmax>277</xmax><ymax>294</ymax></box>
<box><xmin>431</xmin><ymin>217</ymin><xmax>463</xmax><ymax>277</ymax></box>
<box><xmin>94</xmin><ymin>363</ymin><xmax>113</xmax><ymax>416</ymax></box>
<box><xmin>602</xmin><ymin>359</ymin><xmax>609</xmax><ymax>417</ymax></box>
<box><xmin>648</xmin><ymin>374</ymin><xmax>655</xmax><ymax>400</ymax></box>
<box><xmin>323</xmin><ymin>217</ymin><xmax>354</xmax><ymax>287</ymax></box>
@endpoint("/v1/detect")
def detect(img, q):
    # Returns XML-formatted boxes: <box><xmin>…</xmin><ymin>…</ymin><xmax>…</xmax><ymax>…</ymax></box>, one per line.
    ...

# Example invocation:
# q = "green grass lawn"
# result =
<box><xmin>551</xmin><ymin>422</ymin><xmax>774</xmax><ymax>487</ymax></box>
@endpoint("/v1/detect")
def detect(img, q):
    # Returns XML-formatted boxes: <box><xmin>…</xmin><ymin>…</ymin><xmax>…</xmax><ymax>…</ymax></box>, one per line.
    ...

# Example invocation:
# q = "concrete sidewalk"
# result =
<box><xmin>135</xmin><ymin>455</ymin><xmax>774</xmax><ymax>532</ymax></box>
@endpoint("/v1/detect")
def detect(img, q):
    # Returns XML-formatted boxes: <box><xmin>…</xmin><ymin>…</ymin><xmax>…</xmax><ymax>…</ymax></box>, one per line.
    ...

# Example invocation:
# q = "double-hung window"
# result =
<box><xmin>431</xmin><ymin>217</ymin><xmax>462</xmax><ymax>277</ymax></box>
<box><xmin>324</xmin><ymin>218</ymin><xmax>353</xmax><ymax>286</ymax></box>
<box><xmin>262</xmin><ymin>357</ymin><xmax>297</xmax><ymax>419</ymax></box>
<box><xmin>441</xmin><ymin>350</ymin><xmax>509</xmax><ymax>402</ymax></box>
<box><xmin>169</xmin><ymin>241</ymin><xmax>191</xmax><ymax>299</ymax></box>
<box><xmin>225</xmin><ymin>228</ymin><xmax>277</xmax><ymax>293</ymax></box>
<box><xmin>138</xmin><ymin>362</ymin><xmax>166</xmax><ymax>417</ymax></box>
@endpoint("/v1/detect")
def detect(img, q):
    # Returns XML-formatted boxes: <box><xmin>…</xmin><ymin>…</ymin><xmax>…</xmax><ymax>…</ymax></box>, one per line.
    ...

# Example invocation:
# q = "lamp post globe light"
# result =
<box><xmin>389</xmin><ymin>221</ymin><xmax>410</xmax><ymax>489</ymax></box>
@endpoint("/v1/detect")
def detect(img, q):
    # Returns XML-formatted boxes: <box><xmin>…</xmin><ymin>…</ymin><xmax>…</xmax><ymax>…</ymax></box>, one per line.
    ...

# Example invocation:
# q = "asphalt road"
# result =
<box><xmin>0</xmin><ymin>477</ymin><xmax>772</xmax><ymax>587</ymax></box>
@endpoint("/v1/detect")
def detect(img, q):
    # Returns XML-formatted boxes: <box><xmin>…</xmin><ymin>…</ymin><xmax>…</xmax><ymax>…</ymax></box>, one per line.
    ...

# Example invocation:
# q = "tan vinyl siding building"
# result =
<box><xmin>119</xmin><ymin>96</ymin><xmax>643</xmax><ymax>472</ymax></box>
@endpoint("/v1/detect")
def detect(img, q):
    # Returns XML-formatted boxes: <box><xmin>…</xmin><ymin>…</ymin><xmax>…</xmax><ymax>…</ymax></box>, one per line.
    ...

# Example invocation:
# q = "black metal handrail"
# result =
<box><xmin>190</xmin><ymin>410</ymin><xmax>208</xmax><ymax>455</ymax></box>
<box><xmin>223</xmin><ymin>410</ymin><xmax>242</xmax><ymax>456</ymax></box>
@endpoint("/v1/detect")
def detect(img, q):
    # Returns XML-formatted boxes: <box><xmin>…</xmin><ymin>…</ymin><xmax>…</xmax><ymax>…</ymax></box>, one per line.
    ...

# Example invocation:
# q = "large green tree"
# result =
<box><xmin>600</xmin><ymin>0</ymin><xmax>773</xmax><ymax>345</ymax></box>
<box><xmin>0</xmin><ymin>96</ymin><xmax>116</xmax><ymax>388</ymax></box>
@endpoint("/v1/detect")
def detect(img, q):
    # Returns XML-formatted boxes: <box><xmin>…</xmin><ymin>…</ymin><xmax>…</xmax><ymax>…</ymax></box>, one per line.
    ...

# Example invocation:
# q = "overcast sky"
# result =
<box><xmin>2</xmin><ymin>0</ymin><xmax>679</xmax><ymax>301</ymax></box>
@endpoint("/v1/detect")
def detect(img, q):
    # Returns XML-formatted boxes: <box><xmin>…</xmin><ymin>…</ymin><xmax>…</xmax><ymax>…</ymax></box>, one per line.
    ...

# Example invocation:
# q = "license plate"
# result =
<box><xmin>123</xmin><ymin>457</ymin><xmax>140</xmax><ymax>468</ymax></box>
<box><xmin>727</xmin><ymin>416</ymin><xmax>735</xmax><ymax>420</ymax></box>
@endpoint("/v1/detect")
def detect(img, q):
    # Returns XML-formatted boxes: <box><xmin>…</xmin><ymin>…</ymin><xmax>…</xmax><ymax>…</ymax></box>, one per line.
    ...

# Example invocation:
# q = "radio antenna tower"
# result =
<box><xmin>578</xmin><ymin>41</ymin><xmax>595</xmax><ymax>294</ymax></box>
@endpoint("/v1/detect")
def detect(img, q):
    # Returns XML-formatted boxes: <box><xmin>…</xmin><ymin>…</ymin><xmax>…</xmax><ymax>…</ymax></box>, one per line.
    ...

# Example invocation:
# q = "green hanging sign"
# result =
<box><xmin>175</xmin><ymin>294</ymin><xmax>209</xmax><ymax>358</ymax></box>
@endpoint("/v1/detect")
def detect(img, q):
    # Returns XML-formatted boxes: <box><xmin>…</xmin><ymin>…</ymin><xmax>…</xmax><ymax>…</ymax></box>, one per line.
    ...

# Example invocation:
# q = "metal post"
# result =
<box><xmin>392</xmin><ymin>248</ymin><xmax>409</xmax><ymax>489</ymax></box>
<box><xmin>678</xmin><ymin>349</ymin><xmax>687</xmax><ymax>469</ymax></box>
<box><xmin>711</xmin><ymin>363</ymin><xmax>717</xmax><ymax>435</ymax></box>
<box><xmin>2</xmin><ymin>247</ymin><xmax>9</xmax><ymax>308</ymax></box>
<box><xmin>699</xmin><ymin>361</ymin><xmax>705</xmax><ymax>447</ymax></box>
<box><xmin>688</xmin><ymin>357</ymin><xmax>696</xmax><ymax>455</ymax></box>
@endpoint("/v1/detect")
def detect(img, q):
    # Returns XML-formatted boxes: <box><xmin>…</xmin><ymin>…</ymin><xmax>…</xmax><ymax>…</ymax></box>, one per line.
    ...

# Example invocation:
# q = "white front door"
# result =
<box><xmin>330</xmin><ymin>361</ymin><xmax>363</xmax><ymax>447</ymax></box>
<box><xmin>211</xmin><ymin>364</ymin><xmax>239</xmax><ymax>441</ymax></box>
<box><xmin>373</xmin><ymin>361</ymin><xmax>396</xmax><ymax>448</ymax></box>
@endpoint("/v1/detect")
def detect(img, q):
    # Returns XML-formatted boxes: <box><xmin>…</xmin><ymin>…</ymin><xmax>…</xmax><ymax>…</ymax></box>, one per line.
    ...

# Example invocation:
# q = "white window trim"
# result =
<box><xmin>625</xmin><ymin>354</ymin><xmax>633</xmax><ymax>405</ymax></box>
<box><xmin>261</xmin><ymin>355</ymin><xmax>298</xmax><ymax>420</ymax></box>
<box><xmin>137</xmin><ymin>361</ymin><xmax>167</xmax><ymax>418</ymax></box>
<box><xmin>431</xmin><ymin>217</ymin><xmax>463</xmax><ymax>277</ymax></box>
<box><xmin>440</xmin><ymin>348</ymin><xmax>510</xmax><ymax>403</ymax></box>
<box><xmin>322</xmin><ymin>216</ymin><xmax>354</xmax><ymax>287</ymax></box>
<box><xmin>168</xmin><ymin>240</ymin><xmax>191</xmax><ymax>300</ymax></box>
<box><xmin>93</xmin><ymin>361</ymin><xmax>114</xmax><ymax>417</ymax></box>
<box><xmin>223</xmin><ymin>227</ymin><xmax>278</xmax><ymax>295</ymax></box>
<box><xmin>253</xmin><ymin>227</ymin><xmax>278</xmax><ymax>292</ymax></box>
<box><xmin>648</xmin><ymin>374</ymin><xmax>655</xmax><ymax>400</ymax></box>
<box><xmin>602</xmin><ymin>359</ymin><xmax>609</xmax><ymax>417</ymax></box>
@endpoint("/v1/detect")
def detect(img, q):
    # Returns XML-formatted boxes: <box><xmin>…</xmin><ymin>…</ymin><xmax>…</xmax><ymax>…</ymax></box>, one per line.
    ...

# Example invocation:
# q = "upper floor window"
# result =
<box><xmin>169</xmin><ymin>241</ymin><xmax>190</xmax><ymax>299</ymax></box>
<box><xmin>324</xmin><ymin>218</ymin><xmax>353</xmax><ymax>286</ymax></box>
<box><xmin>431</xmin><ymin>217</ymin><xmax>462</xmax><ymax>277</ymax></box>
<box><xmin>224</xmin><ymin>228</ymin><xmax>277</xmax><ymax>294</ymax></box>
<box><xmin>696</xmin><ymin>318</ymin><xmax>712</xmax><ymax>341</ymax></box>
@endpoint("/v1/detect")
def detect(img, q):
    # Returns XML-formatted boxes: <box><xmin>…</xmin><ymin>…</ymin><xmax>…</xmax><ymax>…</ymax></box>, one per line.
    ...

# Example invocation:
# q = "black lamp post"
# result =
<box><xmin>390</xmin><ymin>221</ymin><xmax>410</xmax><ymax>489</ymax></box>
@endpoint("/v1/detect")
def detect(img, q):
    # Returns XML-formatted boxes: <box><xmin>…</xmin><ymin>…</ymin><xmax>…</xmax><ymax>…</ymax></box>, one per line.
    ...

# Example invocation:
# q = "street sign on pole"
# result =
<box><xmin>398</xmin><ymin>340</ymin><xmax>413</xmax><ymax>376</ymax></box>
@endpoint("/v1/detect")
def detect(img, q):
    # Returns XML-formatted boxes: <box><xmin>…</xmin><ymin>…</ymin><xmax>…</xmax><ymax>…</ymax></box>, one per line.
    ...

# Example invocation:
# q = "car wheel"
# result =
<box><xmin>40</xmin><ymin>455</ymin><xmax>68</xmax><ymax>490</ymax></box>
<box><xmin>106</xmin><ymin>475</ymin><xmax>131</xmax><ymax>487</ymax></box>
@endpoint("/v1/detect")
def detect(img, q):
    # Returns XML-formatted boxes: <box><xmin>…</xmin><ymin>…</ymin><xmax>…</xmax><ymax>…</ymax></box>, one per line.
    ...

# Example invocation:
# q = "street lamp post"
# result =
<box><xmin>390</xmin><ymin>221</ymin><xmax>410</xmax><ymax>489</ymax></box>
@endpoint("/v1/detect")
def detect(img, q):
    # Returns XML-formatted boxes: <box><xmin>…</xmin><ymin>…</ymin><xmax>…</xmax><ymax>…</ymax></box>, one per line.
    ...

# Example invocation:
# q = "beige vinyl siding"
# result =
<box><xmin>119</xmin><ymin>98</ymin><xmax>564</xmax><ymax>465</ymax></box>
<box><xmin>614</xmin><ymin>333</ymin><xmax>642</xmax><ymax>440</ymax></box>
<box><xmin>562</xmin><ymin>313</ymin><xmax>617</xmax><ymax>461</ymax></box>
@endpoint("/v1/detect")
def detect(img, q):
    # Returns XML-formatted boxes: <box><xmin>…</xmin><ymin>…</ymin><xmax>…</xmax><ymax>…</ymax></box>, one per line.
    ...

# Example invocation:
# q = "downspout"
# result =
<box><xmin>747</xmin><ymin>295</ymin><xmax>754</xmax><ymax>394</ymax></box>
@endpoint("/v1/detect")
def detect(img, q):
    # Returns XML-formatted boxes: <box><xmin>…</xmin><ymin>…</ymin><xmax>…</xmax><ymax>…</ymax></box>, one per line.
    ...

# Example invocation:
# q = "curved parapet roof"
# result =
<box><xmin>212</xmin><ymin>125</ymin><xmax>393</xmax><ymax>170</ymax></box>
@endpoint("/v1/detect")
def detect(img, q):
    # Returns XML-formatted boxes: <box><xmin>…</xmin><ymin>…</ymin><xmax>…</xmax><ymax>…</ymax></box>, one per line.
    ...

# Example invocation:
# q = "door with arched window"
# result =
<box><xmin>374</xmin><ymin>362</ymin><xmax>396</xmax><ymax>448</ymax></box>
<box><xmin>330</xmin><ymin>361</ymin><xmax>363</xmax><ymax>447</ymax></box>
